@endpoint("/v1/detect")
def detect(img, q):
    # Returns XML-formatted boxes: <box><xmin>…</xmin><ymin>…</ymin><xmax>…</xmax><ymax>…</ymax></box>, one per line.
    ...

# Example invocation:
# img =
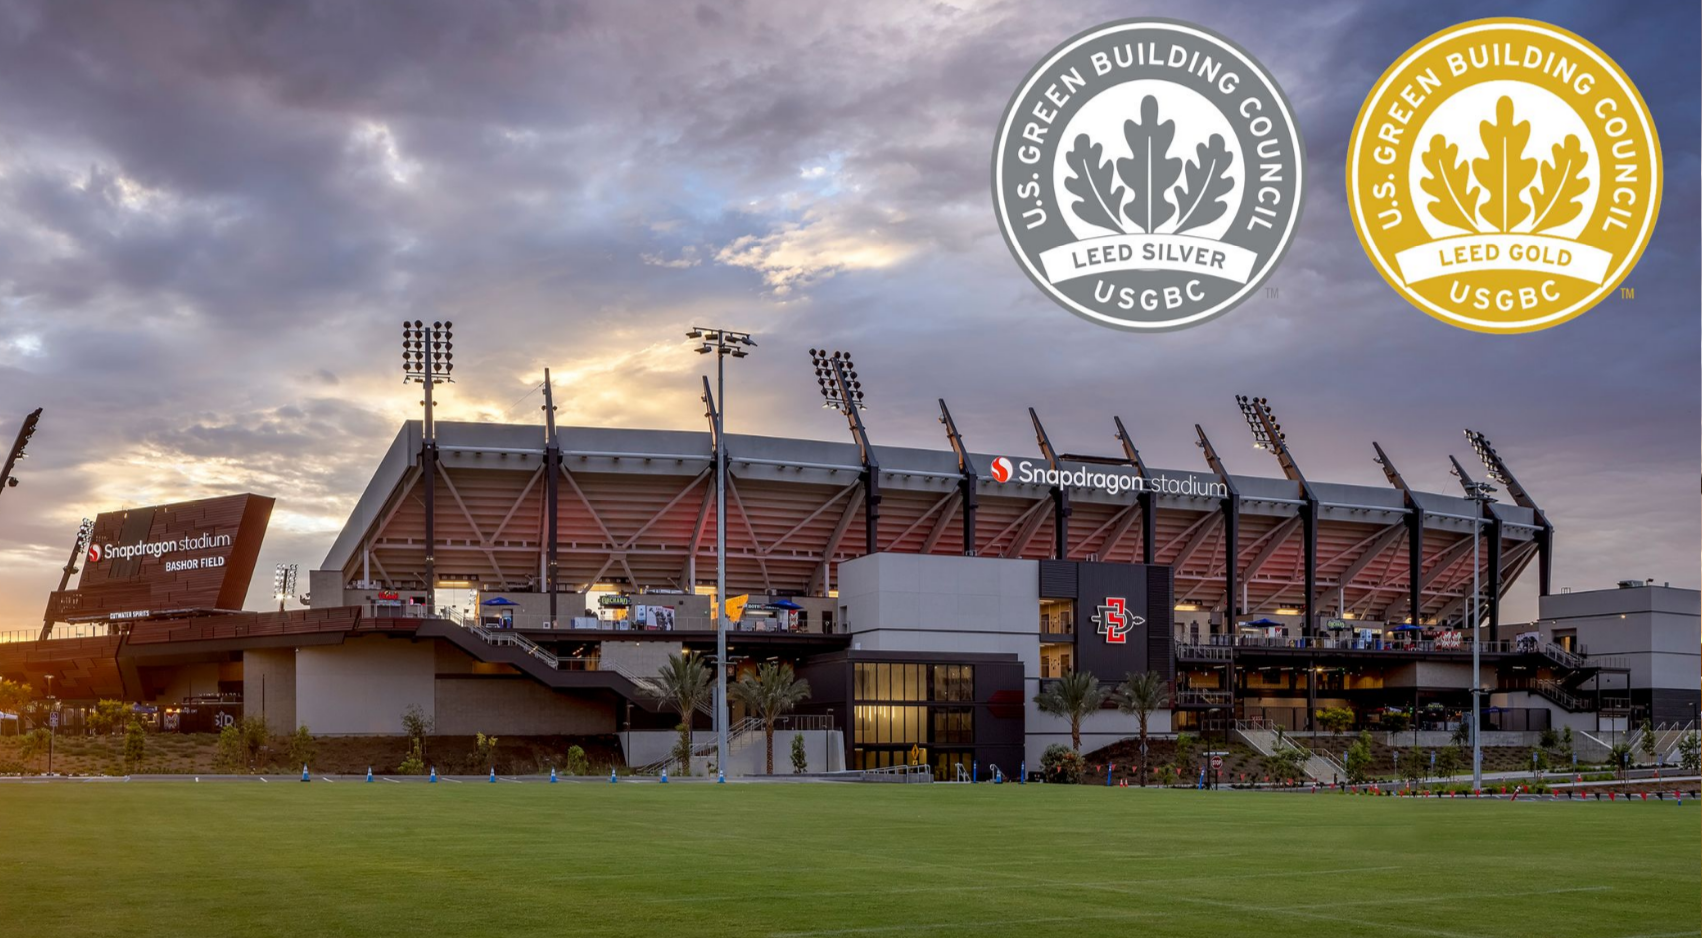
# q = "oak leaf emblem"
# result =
<box><xmin>1063</xmin><ymin>96</ymin><xmax>1234</xmax><ymax>236</ymax></box>
<box><xmin>1419</xmin><ymin>95</ymin><xmax>1589</xmax><ymax>235</ymax></box>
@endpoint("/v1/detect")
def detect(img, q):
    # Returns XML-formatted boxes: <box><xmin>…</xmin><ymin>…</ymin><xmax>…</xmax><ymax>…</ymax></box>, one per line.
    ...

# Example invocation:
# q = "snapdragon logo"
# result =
<box><xmin>92</xmin><ymin>532</ymin><xmax>234</xmax><ymax>563</ymax></box>
<box><xmin>990</xmin><ymin>457</ymin><xmax>1228</xmax><ymax>498</ymax></box>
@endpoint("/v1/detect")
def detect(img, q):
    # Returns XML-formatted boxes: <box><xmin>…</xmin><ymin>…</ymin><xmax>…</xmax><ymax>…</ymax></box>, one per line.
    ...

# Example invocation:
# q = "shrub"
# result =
<box><xmin>288</xmin><ymin>725</ymin><xmax>316</xmax><ymax>769</ymax></box>
<box><xmin>1450</xmin><ymin>720</ymin><xmax>1470</xmax><ymax>747</ymax></box>
<box><xmin>123</xmin><ymin>720</ymin><xmax>146</xmax><ymax>772</ymax></box>
<box><xmin>564</xmin><ymin>744</ymin><xmax>590</xmax><ymax>776</ymax></box>
<box><xmin>214</xmin><ymin>724</ymin><xmax>248</xmax><ymax>773</ymax></box>
<box><xmin>1172</xmin><ymin>731</ymin><xmax>1199</xmax><ymax>779</ymax></box>
<box><xmin>1537</xmin><ymin>727</ymin><xmax>1559</xmax><ymax>752</ymax></box>
<box><xmin>397</xmin><ymin>739</ymin><xmax>427</xmax><ymax>775</ymax></box>
<box><xmin>1262</xmin><ymin>746</ymin><xmax>1307</xmax><ymax>782</ymax></box>
<box><xmin>790</xmin><ymin>733</ymin><xmax>807</xmax><ymax>774</ymax></box>
<box><xmin>475</xmin><ymin>733</ymin><xmax>499</xmax><ymax>770</ymax></box>
<box><xmin>18</xmin><ymin>728</ymin><xmax>52</xmax><ymax>767</ymax></box>
<box><xmin>1040</xmin><ymin>744</ymin><xmax>1084</xmax><ymax>784</ymax></box>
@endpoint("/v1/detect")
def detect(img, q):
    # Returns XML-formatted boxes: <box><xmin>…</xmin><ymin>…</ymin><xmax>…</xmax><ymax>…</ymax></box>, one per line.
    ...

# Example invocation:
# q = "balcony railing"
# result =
<box><xmin>1175</xmin><ymin>636</ymin><xmax>1523</xmax><ymax>655</ymax></box>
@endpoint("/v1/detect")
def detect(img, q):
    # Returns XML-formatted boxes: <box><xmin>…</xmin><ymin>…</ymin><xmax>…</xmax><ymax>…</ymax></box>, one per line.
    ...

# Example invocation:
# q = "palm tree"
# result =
<box><xmin>728</xmin><ymin>662</ymin><xmax>812</xmax><ymax>774</ymax></box>
<box><xmin>1034</xmin><ymin>670</ymin><xmax>1107</xmax><ymax>751</ymax></box>
<box><xmin>1114</xmin><ymin>670</ymin><xmax>1169</xmax><ymax>786</ymax></box>
<box><xmin>647</xmin><ymin>653</ymin><xmax>713</xmax><ymax>774</ymax></box>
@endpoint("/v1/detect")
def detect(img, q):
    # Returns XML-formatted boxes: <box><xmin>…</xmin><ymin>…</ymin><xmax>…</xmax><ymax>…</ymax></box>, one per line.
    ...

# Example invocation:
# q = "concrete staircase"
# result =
<box><xmin>1233</xmin><ymin>723</ymin><xmax>1343</xmax><ymax>783</ymax></box>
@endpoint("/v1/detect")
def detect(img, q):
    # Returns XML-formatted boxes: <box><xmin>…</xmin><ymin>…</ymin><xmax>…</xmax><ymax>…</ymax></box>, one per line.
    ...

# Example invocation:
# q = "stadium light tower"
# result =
<box><xmin>1451</xmin><ymin>452</ymin><xmax>1498</xmax><ymax>794</ymax></box>
<box><xmin>0</xmin><ymin>407</ymin><xmax>42</xmax><ymax>496</ymax></box>
<box><xmin>689</xmin><ymin>326</ymin><xmax>756</xmax><ymax>778</ymax></box>
<box><xmin>274</xmin><ymin>563</ymin><xmax>299</xmax><ymax>612</ymax></box>
<box><xmin>810</xmin><ymin>349</ymin><xmax>880</xmax><ymax>554</ymax></box>
<box><xmin>403</xmin><ymin>320</ymin><xmax>454</xmax><ymax>616</ymax></box>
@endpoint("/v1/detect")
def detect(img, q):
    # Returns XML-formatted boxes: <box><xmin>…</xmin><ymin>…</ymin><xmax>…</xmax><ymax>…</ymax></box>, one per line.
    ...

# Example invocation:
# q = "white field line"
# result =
<box><xmin>441</xmin><ymin>777</ymin><xmax>462</xmax><ymax>783</ymax></box>
<box><xmin>1271</xmin><ymin>885</ymin><xmax>1610</xmax><ymax>911</ymax></box>
<box><xmin>1170</xmin><ymin>892</ymin><xmax>1493</xmax><ymax>938</ymax></box>
<box><xmin>770</xmin><ymin>908</ymin><xmax>1165</xmax><ymax>937</ymax></box>
<box><xmin>381</xmin><ymin>777</ymin><xmax>401</xmax><ymax>784</ymax></box>
<box><xmin>650</xmin><ymin>865</ymin><xmax>1401</xmax><ymax>906</ymax></box>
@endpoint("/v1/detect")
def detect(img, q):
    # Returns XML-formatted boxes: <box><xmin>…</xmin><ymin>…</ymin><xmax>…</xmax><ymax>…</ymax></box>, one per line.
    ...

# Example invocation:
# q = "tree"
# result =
<box><xmin>1381</xmin><ymin>709</ymin><xmax>1410</xmax><ymax>734</ymax></box>
<box><xmin>1450</xmin><ymin>719</ymin><xmax>1471</xmax><ymax>747</ymax></box>
<box><xmin>1435</xmin><ymin>744</ymin><xmax>1463</xmax><ymax>779</ymax></box>
<box><xmin>791</xmin><ymin>733</ymin><xmax>808</xmax><ymax>774</ymax></box>
<box><xmin>123</xmin><ymin>720</ymin><xmax>146</xmax><ymax>773</ymax></box>
<box><xmin>647</xmin><ymin>653</ymin><xmax>713</xmax><ymax>776</ymax></box>
<box><xmin>289</xmin><ymin>725</ymin><xmax>317</xmax><ymax>770</ymax></box>
<box><xmin>1638</xmin><ymin>719</ymin><xmax>1656</xmax><ymax>766</ymax></box>
<box><xmin>1172</xmin><ymin>731</ymin><xmax>1200</xmax><ymax>782</ymax></box>
<box><xmin>1113</xmin><ymin>670</ymin><xmax>1169</xmax><ymax>786</ymax></box>
<box><xmin>239</xmin><ymin>717</ymin><xmax>268</xmax><ymax>766</ymax></box>
<box><xmin>476</xmin><ymin>733</ymin><xmax>500</xmax><ymax>771</ymax></box>
<box><xmin>1608</xmin><ymin>740</ymin><xmax>1633</xmax><ymax>781</ymax></box>
<box><xmin>1396</xmin><ymin>746</ymin><xmax>1426</xmax><ymax>783</ymax></box>
<box><xmin>0</xmin><ymin>678</ymin><xmax>30</xmax><ymax>717</ymax></box>
<box><xmin>88</xmin><ymin>699</ymin><xmax>129</xmax><ymax>736</ymax></box>
<box><xmin>1558</xmin><ymin>726</ymin><xmax>1575</xmax><ymax>765</ymax></box>
<box><xmin>728</xmin><ymin>662</ymin><xmax>812</xmax><ymax>775</ymax></box>
<box><xmin>1344</xmin><ymin>731</ymin><xmax>1375</xmax><ymax>784</ymax></box>
<box><xmin>1316</xmin><ymin>707</ymin><xmax>1355</xmax><ymax>751</ymax></box>
<box><xmin>1033</xmin><ymin>671</ymin><xmax>1107</xmax><ymax>752</ymax></box>
<box><xmin>401</xmin><ymin>703</ymin><xmax>434</xmax><ymax>761</ymax></box>
<box><xmin>397</xmin><ymin>739</ymin><xmax>426</xmax><ymax>775</ymax></box>
<box><xmin>1678</xmin><ymin>731</ymin><xmax>1700</xmax><ymax>774</ymax></box>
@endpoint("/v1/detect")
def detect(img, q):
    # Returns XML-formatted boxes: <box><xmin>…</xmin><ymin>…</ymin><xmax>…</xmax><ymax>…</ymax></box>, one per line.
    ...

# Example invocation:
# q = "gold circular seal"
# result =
<box><xmin>1347</xmin><ymin>18</ymin><xmax>1661</xmax><ymax>333</ymax></box>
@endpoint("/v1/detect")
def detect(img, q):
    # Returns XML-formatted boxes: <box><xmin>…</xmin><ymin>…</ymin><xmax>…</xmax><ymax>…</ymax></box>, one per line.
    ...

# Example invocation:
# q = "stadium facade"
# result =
<box><xmin>7</xmin><ymin>395</ymin><xmax>1697</xmax><ymax>776</ymax></box>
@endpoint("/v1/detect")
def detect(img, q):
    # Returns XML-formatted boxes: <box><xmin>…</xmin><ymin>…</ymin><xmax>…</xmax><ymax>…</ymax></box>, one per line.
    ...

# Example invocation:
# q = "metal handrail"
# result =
<box><xmin>1177</xmin><ymin>636</ymin><xmax>1519</xmax><ymax>654</ymax></box>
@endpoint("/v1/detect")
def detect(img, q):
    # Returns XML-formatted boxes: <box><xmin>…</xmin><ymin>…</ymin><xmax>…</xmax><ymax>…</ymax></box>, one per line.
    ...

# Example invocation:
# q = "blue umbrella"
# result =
<box><xmin>767</xmin><ymin>599</ymin><xmax>803</xmax><ymax>610</ymax></box>
<box><xmin>482</xmin><ymin>597</ymin><xmax>518</xmax><ymax>606</ymax></box>
<box><xmin>1390</xmin><ymin>623</ymin><xmax>1422</xmax><ymax>631</ymax></box>
<box><xmin>1242</xmin><ymin>617</ymin><xmax>1282</xmax><ymax>627</ymax></box>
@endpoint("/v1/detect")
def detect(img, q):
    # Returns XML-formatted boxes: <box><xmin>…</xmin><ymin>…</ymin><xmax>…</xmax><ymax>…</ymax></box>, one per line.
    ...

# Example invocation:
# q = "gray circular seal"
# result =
<box><xmin>993</xmin><ymin>19</ymin><xmax>1305</xmax><ymax>331</ymax></box>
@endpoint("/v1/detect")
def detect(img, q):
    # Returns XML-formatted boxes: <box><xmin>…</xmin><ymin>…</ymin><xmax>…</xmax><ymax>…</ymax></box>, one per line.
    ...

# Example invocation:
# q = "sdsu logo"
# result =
<box><xmin>1348</xmin><ymin>19</ymin><xmax>1661</xmax><ymax>332</ymax></box>
<box><xmin>990</xmin><ymin>456</ymin><xmax>1014</xmax><ymax>483</ymax></box>
<box><xmin>993</xmin><ymin>19</ymin><xmax>1304</xmax><ymax>331</ymax></box>
<box><xmin>1091</xmin><ymin>596</ymin><xmax>1144</xmax><ymax>644</ymax></box>
<box><xmin>87</xmin><ymin>544</ymin><xmax>102</xmax><ymax>563</ymax></box>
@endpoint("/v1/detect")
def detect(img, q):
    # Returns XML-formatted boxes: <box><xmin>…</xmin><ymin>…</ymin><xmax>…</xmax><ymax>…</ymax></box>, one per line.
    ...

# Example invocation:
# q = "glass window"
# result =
<box><xmin>855</xmin><ymin>663</ymin><xmax>872</xmax><ymax>700</ymax></box>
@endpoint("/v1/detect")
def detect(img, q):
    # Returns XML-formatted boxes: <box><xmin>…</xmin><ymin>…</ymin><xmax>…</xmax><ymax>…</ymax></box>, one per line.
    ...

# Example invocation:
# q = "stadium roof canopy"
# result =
<box><xmin>321</xmin><ymin>418</ymin><xmax>1547</xmax><ymax>627</ymax></box>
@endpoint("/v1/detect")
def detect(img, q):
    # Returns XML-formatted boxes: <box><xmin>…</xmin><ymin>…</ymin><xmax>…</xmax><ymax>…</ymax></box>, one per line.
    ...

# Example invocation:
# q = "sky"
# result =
<box><xmin>0</xmin><ymin>0</ymin><xmax>1695</xmax><ymax>632</ymax></box>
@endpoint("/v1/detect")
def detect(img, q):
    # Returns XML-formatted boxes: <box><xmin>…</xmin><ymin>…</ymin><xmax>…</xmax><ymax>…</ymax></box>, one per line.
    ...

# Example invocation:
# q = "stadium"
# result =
<box><xmin>6</xmin><ymin>357</ymin><xmax>1695</xmax><ymax>780</ymax></box>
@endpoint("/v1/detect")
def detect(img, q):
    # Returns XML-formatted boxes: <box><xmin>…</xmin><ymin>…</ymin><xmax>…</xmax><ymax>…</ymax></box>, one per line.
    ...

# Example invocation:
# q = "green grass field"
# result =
<box><xmin>0</xmin><ymin>782</ymin><xmax>1695</xmax><ymax>938</ymax></box>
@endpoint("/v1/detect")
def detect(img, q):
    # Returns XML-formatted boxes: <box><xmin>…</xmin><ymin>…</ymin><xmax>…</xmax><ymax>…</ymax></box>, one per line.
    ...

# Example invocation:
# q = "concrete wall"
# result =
<box><xmin>837</xmin><ymin>552</ymin><xmax>1170</xmax><ymax>767</ymax></box>
<box><xmin>158</xmin><ymin>662</ymin><xmax>224</xmax><ymax>703</ymax></box>
<box><xmin>296</xmin><ymin>635</ymin><xmax>435</xmax><ymax>735</ymax></box>
<box><xmin>598</xmin><ymin>641</ymin><xmax>682</xmax><ymax>678</ymax></box>
<box><xmin>243</xmin><ymin>648</ymin><xmax>297</xmax><ymax>736</ymax></box>
<box><xmin>434</xmin><ymin>677</ymin><xmax>614</xmax><ymax>736</ymax></box>
<box><xmin>619</xmin><ymin>729</ymin><xmax>845</xmax><ymax>776</ymax></box>
<box><xmin>1385</xmin><ymin>661</ymin><xmax>1473</xmax><ymax>689</ymax></box>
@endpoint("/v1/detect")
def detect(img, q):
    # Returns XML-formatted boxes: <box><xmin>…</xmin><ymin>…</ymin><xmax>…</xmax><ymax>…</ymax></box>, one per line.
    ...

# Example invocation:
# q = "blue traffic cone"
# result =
<box><xmin>1020</xmin><ymin>761</ymin><xmax>1026</xmax><ymax>784</ymax></box>
<box><xmin>429</xmin><ymin>766</ymin><xmax>438</xmax><ymax>783</ymax></box>
<box><xmin>660</xmin><ymin>767</ymin><xmax>669</xmax><ymax>783</ymax></box>
<box><xmin>717</xmin><ymin>768</ymin><xmax>725</xmax><ymax>784</ymax></box>
<box><xmin>489</xmin><ymin>766</ymin><xmax>497</xmax><ymax>783</ymax></box>
<box><xmin>301</xmin><ymin>764</ymin><xmax>310</xmax><ymax>783</ymax></box>
<box><xmin>366</xmin><ymin>767</ymin><xmax>373</xmax><ymax>783</ymax></box>
<box><xmin>610</xmin><ymin>768</ymin><xmax>618</xmax><ymax>783</ymax></box>
<box><xmin>549</xmin><ymin>767</ymin><xmax>558</xmax><ymax>783</ymax></box>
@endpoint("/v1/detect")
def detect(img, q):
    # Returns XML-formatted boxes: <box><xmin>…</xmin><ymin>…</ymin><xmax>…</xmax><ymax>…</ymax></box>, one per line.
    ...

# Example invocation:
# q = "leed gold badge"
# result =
<box><xmin>1347</xmin><ymin>18</ymin><xmax>1661</xmax><ymax>333</ymax></box>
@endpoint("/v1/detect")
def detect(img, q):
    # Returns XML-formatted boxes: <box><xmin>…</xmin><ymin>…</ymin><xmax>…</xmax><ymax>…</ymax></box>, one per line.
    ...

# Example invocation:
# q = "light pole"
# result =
<box><xmin>689</xmin><ymin>326</ymin><xmax>756</xmax><ymax>777</ymax></box>
<box><xmin>403</xmin><ymin>320</ymin><xmax>455</xmax><ymax>616</ymax></box>
<box><xmin>0</xmin><ymin>407</ymin><xmax>41</xmax><ymax>497</ymax></box>
<box><xmin>1459</xmin><ymin>475</ymin><xmax>1497</xmax><ymax>792</ymax></box>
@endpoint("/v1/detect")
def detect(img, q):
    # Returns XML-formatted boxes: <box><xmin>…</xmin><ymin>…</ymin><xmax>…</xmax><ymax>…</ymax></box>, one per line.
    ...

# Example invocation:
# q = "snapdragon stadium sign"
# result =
<box><xmin>989</xmin><ymin>456</ymin><xmax>1227</xmax><ymax>499</ymax></box>
<box><xmin>993</xmin><ymin>19</ymin><xmax>1305</xmax><ymax>331</ymax></box>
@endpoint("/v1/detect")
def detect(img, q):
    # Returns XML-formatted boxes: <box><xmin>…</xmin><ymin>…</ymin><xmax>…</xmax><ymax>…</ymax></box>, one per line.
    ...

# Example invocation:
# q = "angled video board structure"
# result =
<box><xmin>43</xmin><ymin>494</ymin><xmax>274</xmax><ymax>623</ymax></box>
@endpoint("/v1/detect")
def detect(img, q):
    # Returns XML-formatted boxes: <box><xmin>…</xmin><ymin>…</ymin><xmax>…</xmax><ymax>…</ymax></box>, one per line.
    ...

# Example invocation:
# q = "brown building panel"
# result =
<box><xmin>43</xmin><ymin>494</ymin><xmax>274</xmax><ymax>623</ymax></box>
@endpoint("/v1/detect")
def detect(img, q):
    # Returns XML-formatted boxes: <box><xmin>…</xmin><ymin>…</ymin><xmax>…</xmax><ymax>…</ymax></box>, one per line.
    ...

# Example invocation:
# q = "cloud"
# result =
<box><xmin>0</xmin><ymin>0</ymin><xmax>1694</xmax><ymax>629</ymax></box>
